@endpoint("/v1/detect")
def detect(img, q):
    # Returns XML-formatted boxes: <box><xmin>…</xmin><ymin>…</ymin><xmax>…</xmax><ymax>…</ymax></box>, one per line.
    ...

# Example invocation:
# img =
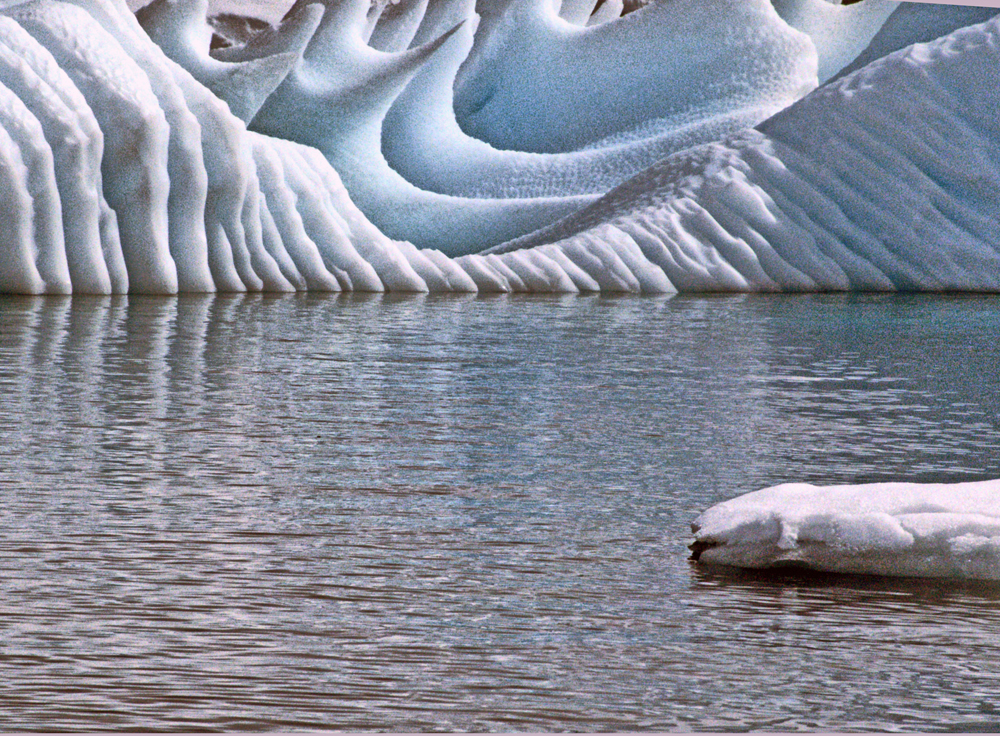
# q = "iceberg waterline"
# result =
<box><xmin>0</xmin><ymin>0</ymin><xmax>998</xmax><ymax>294</ymax></box>
<box><xmin>690</xmin><ymin>480</ymin><xmax>1000</xmax><ymax>581</ymax></box>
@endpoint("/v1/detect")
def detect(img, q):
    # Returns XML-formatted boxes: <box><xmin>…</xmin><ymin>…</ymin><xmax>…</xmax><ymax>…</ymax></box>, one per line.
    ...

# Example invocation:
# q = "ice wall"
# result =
<box><xmin>0</xmin><ymin>0</ymin><xmax>997</xmax><ymax>293</ymax></box>
<box><xmin>690</xmin><ymin>479</ymin><xmax>1000</xmax><ymax>581</ymax></box>
<box><xmin>0</xmin><ymin>0</ymin><xmax>466</xmax><ymax>293</ymax></box>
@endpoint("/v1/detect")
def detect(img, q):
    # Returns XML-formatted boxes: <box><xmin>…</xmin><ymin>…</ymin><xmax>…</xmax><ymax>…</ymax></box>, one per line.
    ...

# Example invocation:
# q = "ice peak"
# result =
<box><xmin>137</xmin><ymin>0</ymin><xmax>307</xmax><ymax>121</ymax></box>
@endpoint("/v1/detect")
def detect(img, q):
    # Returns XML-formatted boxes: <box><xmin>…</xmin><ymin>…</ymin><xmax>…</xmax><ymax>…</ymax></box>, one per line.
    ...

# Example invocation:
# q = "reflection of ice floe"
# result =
<box><xmin>691</xmin><ymin>480</ymin><xmax>1000</xmax><ymax>581</ymax></box>
<box><xmin>0</xmin><ymin>0</ymin><xmax>999</xmax><ymax>293</ymax></box>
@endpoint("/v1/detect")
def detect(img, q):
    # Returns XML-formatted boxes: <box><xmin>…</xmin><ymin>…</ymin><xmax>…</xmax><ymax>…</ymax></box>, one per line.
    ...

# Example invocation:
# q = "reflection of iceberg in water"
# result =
<box><xmin>0</xmin><ymin>0</ymin><xmax>998</xmax><ymax>293</ymax></box>
<box><xmin>691</xmin><ymin>480</ymin><xmax>1000</xmax><ymax>581</ymax></box>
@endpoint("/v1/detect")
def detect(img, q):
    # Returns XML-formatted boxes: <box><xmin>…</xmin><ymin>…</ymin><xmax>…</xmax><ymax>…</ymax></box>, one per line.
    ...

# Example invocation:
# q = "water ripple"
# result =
<box><xmin>0</xmin><ymin>292</ymin><xmax>999</xmax><ymax>730</ymax></box>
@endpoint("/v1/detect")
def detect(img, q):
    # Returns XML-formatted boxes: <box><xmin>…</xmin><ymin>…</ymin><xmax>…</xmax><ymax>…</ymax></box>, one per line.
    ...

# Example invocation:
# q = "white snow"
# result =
<box><xmin>691</xmin><ymin>479</ymin><xmax>1000</xmax><ymax>581</ymax></box>
<box><xmin>0</xmin><ymin>0</ymin><xmax>996</xmax><ymax>293</ymax></box>
<box><xmin>0</xmin><ymin>74</ymin><xmax>71</xmax><ymax>294</ymax></box>
<box><xmin>0</xmin><ymin>16</ymin><xmax>119</xmax><ymax>293</ymax></box>
<box><xmin>12</xmin><ymin>0</ymin><xmax>178</xmax><ymax>293</ymax></box>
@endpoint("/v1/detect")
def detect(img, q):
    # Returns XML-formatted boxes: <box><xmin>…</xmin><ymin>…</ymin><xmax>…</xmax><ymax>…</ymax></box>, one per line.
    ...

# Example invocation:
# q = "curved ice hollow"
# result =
<box><xmin>248</xmin><ymin>0</ymin><xmax>597</xmax><ymax>255</ymax></box>
<box><xmin>690</xmin><ymin>480</ymin><xmax>1000</xmax><ymax>581</ymax></box>
<box><xmin>380</xmin><ymin>0</ymin><xmax>797</xmax><ymax>200</ymax></box>
<box><xmin>0</xmin><ymin>0</ymin><xmax>996</xmax><ymax>293</ymax></box>
<box><xmin>452</xmin><ymin>0</ymin><xmax>817</xmax><ymax>155</ymax></box>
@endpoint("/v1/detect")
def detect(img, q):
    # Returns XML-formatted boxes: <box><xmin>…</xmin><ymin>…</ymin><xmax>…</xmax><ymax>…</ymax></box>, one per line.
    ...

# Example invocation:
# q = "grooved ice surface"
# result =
<box><xmin>499</xmin><ymin>16</ymin><xmax>1000</xmax><ymax>293</ymax></box>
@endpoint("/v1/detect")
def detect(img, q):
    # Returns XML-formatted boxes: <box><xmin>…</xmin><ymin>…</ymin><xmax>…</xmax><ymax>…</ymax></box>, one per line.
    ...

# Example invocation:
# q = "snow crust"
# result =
<box><xmin>691</xmin><ymin>480</ymin><xmax>1000</xmax><ymax>581</ymax></box>
<box><xmin>0</xmin><ymin>0</ymin><xmax>997</xmax><ymax>293</ymax></box>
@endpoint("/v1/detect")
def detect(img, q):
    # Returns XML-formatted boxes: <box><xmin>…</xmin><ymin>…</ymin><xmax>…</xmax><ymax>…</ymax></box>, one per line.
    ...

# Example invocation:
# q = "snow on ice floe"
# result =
<box><xmin>0</xmin><ymin>0</ymin><xmax>998</xmax><ymax>293</ymax></box>
<box><xmin>690</xmin><ymin>479</ymin><xmax>1000</xmax><ymax>581</ymax></box>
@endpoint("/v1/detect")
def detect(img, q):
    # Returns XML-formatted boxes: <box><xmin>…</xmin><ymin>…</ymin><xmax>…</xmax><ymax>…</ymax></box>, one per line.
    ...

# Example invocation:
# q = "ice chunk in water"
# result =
<box><xmin>691</xmin><ymin>480</ymin><xmax>1000</xmax><ymax>581</ymax></box>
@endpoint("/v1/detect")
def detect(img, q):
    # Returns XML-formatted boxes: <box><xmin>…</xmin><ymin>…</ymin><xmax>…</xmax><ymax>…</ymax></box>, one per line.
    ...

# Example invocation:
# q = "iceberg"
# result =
<box><xmin>0</xmin><ymin>0</ymin><xmax>997</xmax><ymax>293</ymax></box>
<box><xmin>690</xmin><ymin>479</ymin><xmax>1000</xmax><ymax>581</ymax></box>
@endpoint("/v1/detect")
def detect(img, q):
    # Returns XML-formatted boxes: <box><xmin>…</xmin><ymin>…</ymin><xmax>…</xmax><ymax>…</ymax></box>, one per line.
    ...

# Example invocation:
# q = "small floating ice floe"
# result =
<box><xmin>690</xmin><ymin>480</ymin><xmax>1000</xmax><ymax>581</ymax></box>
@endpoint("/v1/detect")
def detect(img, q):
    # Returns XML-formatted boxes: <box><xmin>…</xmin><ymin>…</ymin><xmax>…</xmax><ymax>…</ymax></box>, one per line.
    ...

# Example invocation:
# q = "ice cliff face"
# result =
<box><xmin>0</xmin><ymin>0</ymin><xmax>996</xmax><ymax>294</ymax></box>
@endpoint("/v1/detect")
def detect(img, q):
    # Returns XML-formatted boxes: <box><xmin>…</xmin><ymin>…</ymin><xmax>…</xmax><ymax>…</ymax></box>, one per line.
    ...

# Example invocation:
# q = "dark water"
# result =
<box><xmin>1</xmin><ymin>292</ymin><xmax>999</xmax><ymax>732</ymax></box>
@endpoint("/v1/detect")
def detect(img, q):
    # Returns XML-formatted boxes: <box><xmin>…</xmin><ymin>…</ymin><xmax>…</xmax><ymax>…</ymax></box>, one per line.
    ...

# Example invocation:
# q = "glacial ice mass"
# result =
<box><xmin>0</xmin><ymin>0</ymin><xmax>997</xmax><ymax>293</ymax></box>
<box><xmin>690</xmin><ymin>480</ymin><xmax>1000</xmax><ymax>581</ymax></box>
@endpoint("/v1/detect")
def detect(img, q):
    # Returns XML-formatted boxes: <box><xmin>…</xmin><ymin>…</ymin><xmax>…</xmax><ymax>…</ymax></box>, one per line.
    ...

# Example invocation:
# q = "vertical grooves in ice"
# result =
<box><xmin>0</xmin><ymin>122</ymin><xmax>45</xmax><ymax>294</ymax></box>
<box><xmin>12</xmin><ymin>2</ymin><xmax>178</xmax><ymax>294</ymax></box>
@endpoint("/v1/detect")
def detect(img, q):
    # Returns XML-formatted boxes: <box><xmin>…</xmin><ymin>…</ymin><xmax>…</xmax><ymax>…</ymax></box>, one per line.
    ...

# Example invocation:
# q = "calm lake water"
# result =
<box><xmin>1</xmin><ymin>292</ymin><xmax>999</xmax><ymax>732</ymax></box>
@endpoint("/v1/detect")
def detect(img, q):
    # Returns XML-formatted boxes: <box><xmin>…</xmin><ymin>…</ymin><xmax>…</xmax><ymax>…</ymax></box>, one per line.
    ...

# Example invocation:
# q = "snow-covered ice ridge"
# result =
<box><xmin>0</xmin><ymin>0</ymin><xmax>998</xmax><ymax>293</ymax></box>
<box><xmin>690</xmin><ymin>480</ymin><xmax>1000</xmax><ymax>581</ymax></box>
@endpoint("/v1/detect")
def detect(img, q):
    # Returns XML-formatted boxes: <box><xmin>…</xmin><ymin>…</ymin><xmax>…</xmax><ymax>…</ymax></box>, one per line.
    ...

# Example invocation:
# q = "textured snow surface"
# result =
<box><xmin>834</xmin><ymin>1</ymin><xmax>1000</xmax><ymax>80</ymax></box>
<box><xmin>500</xmin><ymin>15</ymin><xmax>1000</xmax><ymax>293</ymax></box>
<box><xmin>0</xmin><ymin>0</ymin><xmax>998</xmax><ymax>293</ymax></box>
<box><xmin>691</xmin><ymin>480</ymin><xmax>1000</xmax><ymax>581</ymax></box>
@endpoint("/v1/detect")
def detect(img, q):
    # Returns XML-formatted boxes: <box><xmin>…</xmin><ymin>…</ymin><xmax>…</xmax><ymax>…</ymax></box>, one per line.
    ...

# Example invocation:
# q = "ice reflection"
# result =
<box><xmin>0</xmin><ymin>292</ymin><xmax>998</xmax><ymax>730</ymax></box>
<box><xmin>684</xmin><ymin>567</ymin><xmax>1000</xmax><ymax>730</ymax></box>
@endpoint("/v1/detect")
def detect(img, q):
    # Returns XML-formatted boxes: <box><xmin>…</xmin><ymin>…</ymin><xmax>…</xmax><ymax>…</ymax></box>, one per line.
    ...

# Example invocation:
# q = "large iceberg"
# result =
<box><xmin>690</xmin><ymin>480</ymin><xmax>1000</xmax><ymax>581</ymax></box>
<box><xmin>0</xmin><ymin>0</ymin><xmax>997</xmax><ymax>293</ymax></box>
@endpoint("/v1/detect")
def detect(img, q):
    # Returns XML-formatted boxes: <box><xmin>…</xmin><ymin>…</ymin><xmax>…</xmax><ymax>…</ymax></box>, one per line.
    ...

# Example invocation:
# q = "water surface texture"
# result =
<box><xmin>1</xmin><ymin>293</ymin><xmax>999</xmax><ymax>731</ymax></box>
